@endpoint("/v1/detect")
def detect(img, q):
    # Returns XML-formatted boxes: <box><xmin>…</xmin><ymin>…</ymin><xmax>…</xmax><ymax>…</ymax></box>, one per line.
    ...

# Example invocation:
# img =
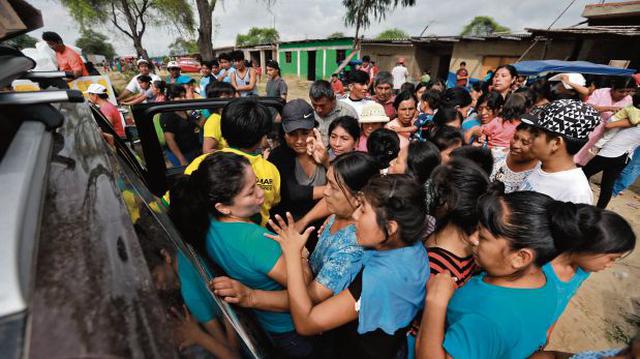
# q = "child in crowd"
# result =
<box><xmin>519</xmin><ymin>99</ymin><xmax>600</xmax><ymax>204</ymax></box>
<box><xmin>366</xmin><ymin>128</ymin><xmax>401</xmax><ymax>174</ymax></box>
<box><xmin>120</xmin><ymin>75</ymin><xmax>153</xmax><ymax>105</ymax></box>
<box><xmin>267</xmin><ymin>174</ymin><xmax>429</xmax><ymax>359</ymax></box>
<box><xmin>356</xmin><ymin>102</ymin><xmax>390</xmax><ymax>152</ymax></box>
<box><xmin>170</xmin><ymin>152</ymin><xmax>313</xmax><ymax>357</ymax></box>
<box><xmin>463</xmin><ymin>91</ymin><xmax>504</xmax><ymax>144</ymax></box>
<box><xmin>594</xmin><ymin>92</ymin><xmax>640</xmax><ymax>151</ymax></box>
<box><xmin>385</xmin><ymin>90</ymin><xmax>418</xmax><ymax>148</ymax></box>
<box><xmin>482</xmin><ymin>92</ymin><xmax>527</xmax><ymax>151</ymax></box>
<box><xmin>230</xmin><ymin>50</ymin><xmax>257</xmax><ymax>97</ymax></box>
<box><xmin>490</xmin><ymin>123</ymin><xmax>540</xmax><ymax>193</ymax></box>
<box><xmin>202</xmin><ymin>81</ymin><xmax>236</xmax><ymax>153</ymax></box>
<box><xmin>151</xmin><ymin>80</ymin><xmax>167</xmax><ymax>103</ymax></box>
<box><xmin>328</xmin><ymin>116</ymin><xmax>360</xmax><ymax>159</ymax></box>
<box><xmin>413</xmin><ymin>90</ymin><xmax>441</xmax><ymax>141</ymax></box>
<box><xmin>417</xmin><ymin>190</ymin><xmax>563</xmax><ymax>359</ymax></box>
<box><xmin>184</xmin><ymin>98</ymin><xmax>280</xmax><ymax>226</ymax></box>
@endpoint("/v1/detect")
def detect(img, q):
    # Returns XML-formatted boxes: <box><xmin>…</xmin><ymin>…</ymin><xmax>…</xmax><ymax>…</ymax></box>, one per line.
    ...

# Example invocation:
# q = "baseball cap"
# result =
<box><xmin>359</xmin><ymin>102</ymin><xmax>390</xmax><ymax>124</ymax></box>
<box><xmin>85</xmin><ymin>83</ymin><xmax>107</xmax><ymax>94</ymax></box>
<box><xmin>548</xmin><ymin>73</ymin><xmax>586</xmax><ymax>90</ymax></box>
<box><xmin>521</xmin><ymin>99</ymin><xmax>600</xmax><ymax>141</ymax></box>
<box><xmin>282</xmin><ymin>99</ymin><xmax>315</xmax><ymax>133</ymax></box>
<box><xmin>136</xmin><ymin>58</ymin><xmax>149</xmax><ymax>66</ymax></box>
<box><xmin>167</xmin><ymin>61</ymin><xmax>180</xmax><ymax>69</ymax></box>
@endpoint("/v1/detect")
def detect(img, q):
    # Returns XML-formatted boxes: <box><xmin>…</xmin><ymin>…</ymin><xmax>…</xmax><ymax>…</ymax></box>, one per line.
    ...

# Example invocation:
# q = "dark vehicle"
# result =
<box><xmin>1</xmin><ymin>2</ymin><xmax>284</xmax><ymax>358</ymax></box>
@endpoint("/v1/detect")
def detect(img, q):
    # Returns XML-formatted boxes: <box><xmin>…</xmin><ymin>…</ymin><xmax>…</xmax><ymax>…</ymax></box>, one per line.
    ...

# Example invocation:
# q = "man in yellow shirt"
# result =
<box><xmin>202</xmin><ymin>82</ymin><xmax>237</xmax><ymax>153</ymax></box>
<box><xmin>185</xmin><ymin>98</ymin><xmax>279</xmax><ymax>226</ymax></box>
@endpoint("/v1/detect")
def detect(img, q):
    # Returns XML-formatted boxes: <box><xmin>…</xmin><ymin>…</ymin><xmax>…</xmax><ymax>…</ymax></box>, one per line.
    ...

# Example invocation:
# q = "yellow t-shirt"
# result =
<box><xmin>203</xmin><ymin>113</ymin><xmax>229</xmax><ymax>150</ymax></box>
<box><xmin>612</xmin><ymin>105</ymin><xmax>640</xmax><ymax>126</ymax></box>
<box><xmin>184</xmin><ymin>148</ymin><xmax>281</xmax><ymax>226</ymax></box>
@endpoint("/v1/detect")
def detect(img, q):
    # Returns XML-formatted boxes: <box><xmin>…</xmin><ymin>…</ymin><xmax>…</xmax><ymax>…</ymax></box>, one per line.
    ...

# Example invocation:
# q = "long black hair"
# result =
<box><xmin>367</xmin><ymin>128</ymin><xmax>400</xmax><ymax>170</ymax></box>
<box><xmin>431</xmin><ymin>158</ymin><xmax>490</xmax><ymax>235</ymax></box>
<box><xmin>549</xmin><ymin>203</ymin><xmax>636</xmax><ymax>255</ymax></box>
<box><xmin>362</xmin><ymin>174</ymin><xmax>427</xmax><ymax>245</ymax></box>
<box><xmin>332</xmin><ymin>152</ymin><xmax>380</xmax><ymax>209</ymax></box>
<box><xmin>407</xmin><ymin>141</ymin><xmax>441</xmax><ymax>184</ymax></box>
<box><xmin>169</xmin><ymin>152</ymin><xmax>251</xmax><ymax>256</ymax></box>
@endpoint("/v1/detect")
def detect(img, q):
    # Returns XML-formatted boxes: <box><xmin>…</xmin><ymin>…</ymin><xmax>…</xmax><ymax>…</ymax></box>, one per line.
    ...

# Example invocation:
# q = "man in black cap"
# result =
<box><xmin>265</xmin><ymin>59</ymin><xmax>287</xmax><ymax>101</ymax></box>
<box><xmin>518</xmin><ymin>99</ymin><xmax>600</xmax><ymax>204</ymax></box>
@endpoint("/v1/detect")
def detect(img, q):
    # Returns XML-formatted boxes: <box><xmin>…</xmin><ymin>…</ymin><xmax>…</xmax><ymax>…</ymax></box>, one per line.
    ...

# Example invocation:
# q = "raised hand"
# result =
<box><xmin>426</xmin><ymin>271</ymin><xmax>458</xmax><ymax>307</ymax></box>
<box><xmin>265</xmin><ymin>212</ymin><xmax>315</xmax><ymax>256</ymax></box>
<box><xmin>306</xmin><ymin>128</ymin><xmax>328</xmax><ymax>166</ymax></box>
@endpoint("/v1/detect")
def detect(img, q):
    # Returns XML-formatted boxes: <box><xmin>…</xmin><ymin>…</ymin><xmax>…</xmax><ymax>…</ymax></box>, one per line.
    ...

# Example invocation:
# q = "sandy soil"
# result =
<box><xmin>109</xmin><ymin>72</ymin><xmax>640</xmax><ymax>352</ymax></box>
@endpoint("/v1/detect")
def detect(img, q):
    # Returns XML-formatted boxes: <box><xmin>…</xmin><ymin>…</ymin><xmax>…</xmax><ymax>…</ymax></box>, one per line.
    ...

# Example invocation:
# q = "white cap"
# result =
<box><xmin>136</xmin><ymin>58</ymin><xmax>149</xmax><ymax>66</ymax></box>
<box><xmin>85</xmin><ymin>83</ymin><xmax>107</xmax><ymax>94</ymax></box>
<box><xmin>167</xmin><ymin>61</ymin><xmax>180</xmax><ymax>69</ymax></box>
<box><xmin>549</xmin><ymin>73</ymin><xmax>586</xmax><ymax>90</ymax></box>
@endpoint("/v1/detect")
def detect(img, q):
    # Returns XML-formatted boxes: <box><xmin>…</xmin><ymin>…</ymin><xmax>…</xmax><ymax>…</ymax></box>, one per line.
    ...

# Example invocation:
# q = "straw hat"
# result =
<box><xmin>359</xmin><ymin>102</ymin><xmax>390</xmax><ymax>123</ymax></box>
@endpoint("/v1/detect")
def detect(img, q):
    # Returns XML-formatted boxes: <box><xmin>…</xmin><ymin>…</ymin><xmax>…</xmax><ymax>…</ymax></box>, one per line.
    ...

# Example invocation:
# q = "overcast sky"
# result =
<box><xmin>27</xmin><ymin>0</ymin><xmax>594</xmax><ymax>56</ymax></box>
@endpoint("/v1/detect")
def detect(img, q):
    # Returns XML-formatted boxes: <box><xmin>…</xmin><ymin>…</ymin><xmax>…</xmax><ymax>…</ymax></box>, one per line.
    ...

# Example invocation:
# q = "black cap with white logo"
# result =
<box><xmin>282</xmin><ymin>99</ymin><xmax>315</xmax><ymax>133</ymax></box>
<box><xmin>521</xmin><ymin>99</ymin><xmax>600</xmax><ymax>141</ymax></box>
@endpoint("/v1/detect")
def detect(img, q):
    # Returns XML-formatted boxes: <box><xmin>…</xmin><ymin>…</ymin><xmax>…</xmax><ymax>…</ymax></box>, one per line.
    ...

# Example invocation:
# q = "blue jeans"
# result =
<box><xmin>613</xmin><ymin>147</ymin><xmax>640</xmax><ymax>195</ymax></box>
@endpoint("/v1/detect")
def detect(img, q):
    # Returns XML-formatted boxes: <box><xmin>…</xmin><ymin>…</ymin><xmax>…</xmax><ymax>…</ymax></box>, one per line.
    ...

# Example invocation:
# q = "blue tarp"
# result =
<box><xmin>514</xmin><ymin>60</ymin><xmax>635</xmax><ymax>77</ymax></box>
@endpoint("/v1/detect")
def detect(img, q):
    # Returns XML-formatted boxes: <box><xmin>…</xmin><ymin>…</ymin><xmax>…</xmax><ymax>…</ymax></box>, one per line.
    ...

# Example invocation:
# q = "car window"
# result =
<box><xmin>109</xmin><ymin>130</ymin><xmax>275</xmax><ymax>358</ymax></box>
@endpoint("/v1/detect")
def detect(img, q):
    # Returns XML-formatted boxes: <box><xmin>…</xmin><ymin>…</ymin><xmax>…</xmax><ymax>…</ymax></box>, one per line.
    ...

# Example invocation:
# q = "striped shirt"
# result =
<box><xmin>427</xmin><ymin>247</ymin><xmax>477</xmax><ymax>286</ymax></box>
<box><xmin>408</xmin><ymin>247</ymin><xmax>477</xmax><ymax>337</ymax></box>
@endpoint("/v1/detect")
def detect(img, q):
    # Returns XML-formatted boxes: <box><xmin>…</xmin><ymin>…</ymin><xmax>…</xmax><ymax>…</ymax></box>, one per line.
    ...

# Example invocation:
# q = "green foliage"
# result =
<box><xmin>76</xmin><ymin>29</ymin><xmax>116</xmax><ymax>59</ymax></box>
<box><xmin>236</xmin><ymin>27</ymin><xmax>280</xmax><ymax>47</ymax></box>
<box><xmin>169</xmin><ymin>37</ymin><xmax>198</xmax><ymax>55</ymax></box>
<box><xmin>328</xmin><ymin>32</ymin><xmax>345</xmax><ymax>39</ymax></box>
<box><xmin>3</xmin><ymin>34</ymin><xmax>37</xmax><ymax>49</ymax></box>
<box><xmin>375</xmin><ymin>28</ymin><xmax>409</xmax><ymax>40</ymax></box>
<box><xmin>342</xmin><ymin>0</ymin><xmax>416</xmax><ymax>37</ymax></box>
<box><xmin>460</xmin><ymin>16</ymin><xmax>510</xmax><ymax>36</ymax></box>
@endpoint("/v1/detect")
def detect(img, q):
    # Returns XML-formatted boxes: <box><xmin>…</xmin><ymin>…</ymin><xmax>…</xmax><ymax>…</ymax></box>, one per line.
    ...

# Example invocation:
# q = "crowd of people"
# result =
<box><xmin>47</xmin><ymin>28</ymin><xmax>640</xmax><ymax>357</ymax></box>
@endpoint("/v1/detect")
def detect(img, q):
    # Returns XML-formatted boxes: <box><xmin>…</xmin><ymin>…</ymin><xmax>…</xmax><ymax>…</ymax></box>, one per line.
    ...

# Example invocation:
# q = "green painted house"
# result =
<box><xmin>278</xmin><ymin>37</ymin><xmax>357</xmax><ymax>81</ymax></box>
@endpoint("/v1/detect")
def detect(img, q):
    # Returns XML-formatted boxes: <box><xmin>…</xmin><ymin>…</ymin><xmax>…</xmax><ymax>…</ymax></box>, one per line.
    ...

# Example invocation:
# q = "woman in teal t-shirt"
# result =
<box><xmin>417</xmin><ymin>190</ymin><xmax>578</xmax><ymax>359</ymax></box>
<box><xmin>169</xmin><ymin>151</ymin><xmax>315</xmax><ymax>358</ymax></box>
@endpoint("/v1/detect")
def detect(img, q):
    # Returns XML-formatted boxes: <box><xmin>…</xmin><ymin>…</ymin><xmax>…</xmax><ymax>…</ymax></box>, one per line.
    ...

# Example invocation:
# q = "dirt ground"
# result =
<box><xmin>110</xmin><ymin>72</ymin><xmax>639</xmax><ymax>352</ymax></box>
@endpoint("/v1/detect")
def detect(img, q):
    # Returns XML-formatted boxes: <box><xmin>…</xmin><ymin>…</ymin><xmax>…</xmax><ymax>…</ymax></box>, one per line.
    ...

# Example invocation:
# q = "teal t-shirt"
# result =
<box><xmin>177</xmin><ymin>250</ymin><xmax>221</xmax><ymax>323</ymax></box>
<box><xmin>542</xmin><ymin>263</ymin><xmax>590</xmax><ymax>323</ymax></box>
<box><xmin>205</xmin><ymin>220</ymin><xmax>294</xmax><ymax>333</ymax></box>
<box><xmin>443</xmin><ymin>272</ymin><xmax>558</xmax><ymax>359</ymax></box>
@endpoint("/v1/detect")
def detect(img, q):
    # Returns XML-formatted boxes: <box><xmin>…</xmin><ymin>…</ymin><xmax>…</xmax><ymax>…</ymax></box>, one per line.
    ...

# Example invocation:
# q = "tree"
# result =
<box><xmin>76</xmin><ymin>29</ymin><xmax>116</xmax><ymax>59</ymax></box>
<box><xmin>328</xmin><ymin>32</ymin><xmax>345</xmax><ymax>39</ymax></box>
<box><xmin>194</xmin><ymin>0</ymin><xmax>216</xmax><ymax>61</ymax></box>
<box><xmin>460</xmin><ymin>16</ymin><xmax>510</xmax><ymax>36</ymax></box>
<box><xmin>375</xmin><ymin>28</ymin><xmax>409</xmax><ymax>40</ymax></box>
<box><xmin>60</xmin><ymin>0</ymin><xmax>194</xmax><ymax>60</ymax></box>
<box><xmin>338</xmin><ymin>0</ymin><xmax>416</xmax><ymax>73</ymax></box>
<box><xmin>3</xmin><ymin>34</ymin><xmax>37</xmax><ymax>49</ymax></box>
<box><xmin>235</xmin><ymin>27</ymin><xmax>279</xmax><ymax>47</ymax></box>
<box><xmin>169</xmin><ymin>37</ymin><xmax>198</xmax><ymax>55</ymax></box>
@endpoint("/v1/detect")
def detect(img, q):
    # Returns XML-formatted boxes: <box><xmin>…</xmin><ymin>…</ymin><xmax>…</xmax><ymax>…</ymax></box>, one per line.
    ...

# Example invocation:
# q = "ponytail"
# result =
<box><xmin>168</xmin><ymin>152</ymin><xmax>251</xmax><ymax>258</ymax></box>
<box><xmin>548</xmin><ymin>202</ymin><xmax>636</xmax><ymax>255</ymax></box>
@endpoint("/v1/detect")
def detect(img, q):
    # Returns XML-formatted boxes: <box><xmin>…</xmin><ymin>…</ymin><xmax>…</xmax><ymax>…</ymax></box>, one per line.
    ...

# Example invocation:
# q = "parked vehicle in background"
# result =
<box><xmin>177</xmin><ymin>57</ymin><xmax>201</xmax><ymax>73</ymax></box>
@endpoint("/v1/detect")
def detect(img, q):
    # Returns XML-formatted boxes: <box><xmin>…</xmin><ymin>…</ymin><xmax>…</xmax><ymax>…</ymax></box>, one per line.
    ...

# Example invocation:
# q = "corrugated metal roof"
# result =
<box><xmin>526</xmin><ymin>25</ymin><xmax>640</xmax><ymax>37</ymax></box>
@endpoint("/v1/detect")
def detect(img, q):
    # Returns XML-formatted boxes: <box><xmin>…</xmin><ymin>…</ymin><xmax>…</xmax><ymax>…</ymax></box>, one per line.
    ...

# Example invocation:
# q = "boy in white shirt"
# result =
<box><xmin>518</xmin><ymin>99</ymin><xmax>600</xmax><ymax>204</ymax></box>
